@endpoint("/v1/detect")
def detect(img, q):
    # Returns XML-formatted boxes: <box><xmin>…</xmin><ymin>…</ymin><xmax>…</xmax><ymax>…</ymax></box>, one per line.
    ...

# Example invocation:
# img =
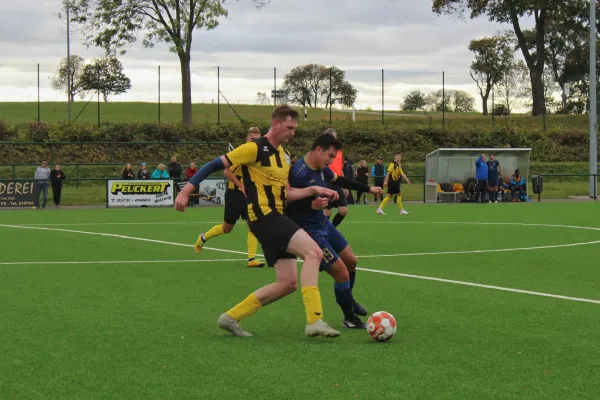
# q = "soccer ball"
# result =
<box><xmin>367</xmin><ymin>311</ymin><xmax>397</xmax><ymax>342</ymax></box>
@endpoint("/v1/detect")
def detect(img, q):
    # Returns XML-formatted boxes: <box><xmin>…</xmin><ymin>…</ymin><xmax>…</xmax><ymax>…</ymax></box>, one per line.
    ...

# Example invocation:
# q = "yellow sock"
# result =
<box><xmin>396</xmin><ymin>194</ymin><xmax>404</xmax><ymax>211</ymax></box>
<box><xmin>247</xmin><ymin>230</ymin><xmax>258</xmax><ymax>260</ymax></box>
<box><xmin>226</xmin><ymin>292</ymin><xmax>263</xmax><ymax>321</ymax></box>
<box><xmin>380</xmin><ymin>196</ymin><xmax>391</xmax><ymax>210</ymax></box>
<box><xmin>203</xmin><ymin>224</ymin><xmax>225</xmax><ymax>241</ymax></box>
<box><xmin>301</xmin><ymin>286</ymin><xmax>323</xmax><ymax>324</ymax></box>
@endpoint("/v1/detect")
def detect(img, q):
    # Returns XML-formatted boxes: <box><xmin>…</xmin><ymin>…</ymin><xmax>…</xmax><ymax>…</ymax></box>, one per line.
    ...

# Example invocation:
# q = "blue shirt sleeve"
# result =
<box><xmin>323</xmin><ymin>166</ymin><xmax>335</xmax><ymax>182</ymax></box>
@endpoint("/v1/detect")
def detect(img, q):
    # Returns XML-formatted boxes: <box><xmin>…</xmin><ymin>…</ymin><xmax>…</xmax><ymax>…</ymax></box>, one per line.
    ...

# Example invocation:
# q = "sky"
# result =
<box><xmin>0</xmin><ymin>0</ymin><xmax>527</xmax><ymax>110</ymax></box>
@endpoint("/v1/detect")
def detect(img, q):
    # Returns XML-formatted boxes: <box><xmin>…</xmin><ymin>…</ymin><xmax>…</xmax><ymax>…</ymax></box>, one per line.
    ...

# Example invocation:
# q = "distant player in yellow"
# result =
<box><xmin>376</xmin><ymin>153</ymin><xmax>411</xmax><ymax>215</ymax></box>
<box><xmin>194</xmin><ymin>127</ymin><xmax>265</xmax><ymax>268</ymax></box>
<box><xmin>176</xmin><ymin>105</ymin><xmax>341</xmax><ymax>338</ymax></box>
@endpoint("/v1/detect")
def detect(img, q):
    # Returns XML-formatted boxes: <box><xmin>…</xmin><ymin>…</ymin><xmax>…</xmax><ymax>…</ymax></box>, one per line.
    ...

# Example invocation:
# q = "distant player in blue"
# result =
<box><xmin>486</xmin><ymin>154</ymin><xmax>502</xmax><ymax>203</ymax></box>
<box><xmin>287</xmin><ymin>133</ymin><xmax>384</xmax><ymax>328</ymax></box>
<box><xmin>475</xmin><ymin>153</ymin><xmax>489</xmax><ymax>203</ymax></box>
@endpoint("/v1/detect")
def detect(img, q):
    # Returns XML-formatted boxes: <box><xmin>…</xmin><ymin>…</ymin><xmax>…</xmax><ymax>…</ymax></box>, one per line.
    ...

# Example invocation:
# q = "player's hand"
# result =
<box><xmin>406</xmin><ymin>179</ymin><xmax>411</xmax><ymax>184</ymax></box>
<box><xmin>383</xmin><ymin>180</ymin><xmax>388</xmax><ymax>188</ymax></box>
<box><xmin>343</xmin><ymin>189</ymin><xmax>349</xmax><ymax>197</ymax></box>
<box><xmin>313</xmin><ymin>186</ymin><xmax>338</xmax><ymax>201</ymax></box>
<box><xmin>175</xmin><ymin>191</ymin><xmax>189</xmax><ymax>212</ymax></box>
<box><xmin>369</xmin><ymin>186</ymin><xmax>384</xmax><ymax>195</ymax></box>
<box><xmin>311</xmin><ymin>197</ymin><xmax>329</xmax><ymax>210</ymax></box>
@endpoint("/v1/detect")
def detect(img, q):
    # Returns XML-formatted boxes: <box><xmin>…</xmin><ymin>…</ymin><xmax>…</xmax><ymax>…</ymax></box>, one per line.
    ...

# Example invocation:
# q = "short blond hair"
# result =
<box><xmin>247</xmin><ymin>127</ymin><xmax>260</xmax><ymax>134</ymax></box>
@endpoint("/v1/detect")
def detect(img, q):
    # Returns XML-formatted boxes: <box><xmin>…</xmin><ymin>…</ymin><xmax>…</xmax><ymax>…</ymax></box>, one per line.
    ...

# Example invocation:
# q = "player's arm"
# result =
<box><xmin>327</xmin><ymin>168</ymin><xmax>382</xmax><ymax>195</ymax></box>
<box><xmin>383</xmin><ymin>167</ymin><xmax>392</xmax><ymax>188</ymax></box>
<box><xmin>498</xmin><ymin>163</ymin><xmax>503</xmax><ymax>175</ymax></box>
<box><xmin>286</xmin><ymin>183</ymin><xmax>339</xmax><ymax>203</ymax></box>
<box><xmin>400</xmin><ymin>170</ymin><xmax>411</xmax><ymax>184</ymax></box>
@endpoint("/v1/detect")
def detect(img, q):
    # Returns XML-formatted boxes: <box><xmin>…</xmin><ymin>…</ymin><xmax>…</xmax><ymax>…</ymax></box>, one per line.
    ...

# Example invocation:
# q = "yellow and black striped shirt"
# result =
<box><xmin>388</xmin><ymin>161</ymin><xmax>404</xmax><ymax>182</ymax></box>
<box><xmin>227</xmin><ymin>165</ymin><xmax>243</xmax><ymax>191</ymax></box>
<box><xmin>225</xmin><ymin>137</ymin><xmax>291</xmax><ymax>221</ymax></box>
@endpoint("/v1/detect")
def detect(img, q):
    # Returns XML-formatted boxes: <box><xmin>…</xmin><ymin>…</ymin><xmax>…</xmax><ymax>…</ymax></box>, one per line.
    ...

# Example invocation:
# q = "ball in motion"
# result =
<box><xmin>367</xmin><ymin>311</ymin><xmax>397</xmax><ymax>342</ymax></box>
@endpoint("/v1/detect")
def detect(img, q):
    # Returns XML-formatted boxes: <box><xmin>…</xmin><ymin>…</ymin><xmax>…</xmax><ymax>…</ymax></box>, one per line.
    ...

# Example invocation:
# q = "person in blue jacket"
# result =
<box><xmin>151</xmin><ymin>163</ymin><xmax>170</xmax><ymax>179</ymax></box>
<box><xmin>475</xmin><ymin>153</ymin><xmax>488</xmax><ymax>203</ymax></box>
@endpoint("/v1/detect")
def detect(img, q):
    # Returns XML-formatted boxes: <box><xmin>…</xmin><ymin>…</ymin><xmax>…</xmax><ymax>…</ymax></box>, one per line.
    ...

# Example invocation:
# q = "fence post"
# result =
<box><xmin>422</xmin><ymin>176</ymin><xmax>426</xmax><ymax>203</ymax></box>
<box><xmin>274</xmin><ymin>67</ymin><xmax>276</xmax><ymax>106</ymax></box>
<box><xmin>382</xmin><ymin>69</ymin><xmax>384</xmax><ymax>125</ymax></box>
<box><xmin>76</xmin><ymin>164</ymin><xmax>80</xmax><ymax>189</ymax></box>
<box><xmin>97</xmin><ymin>65</ymin><xmax>101</xmax><ymax>127</ymax></box>
<box><xmin>217</xmin><ymin>66</ymin><xmax>220</xmax><ymax>125</ymax></box>
<box><xmin>37</xmin><ymin>63</ymin><xmax>41</xmax><ymax>123</ymax></box>
<box><xmin>158</xmin><ymin>65</ymin><xmax>161</xmax><ymax>124</ymax></box>
<box><xmin>329</xmin><ymin>67</ymin><xmax>332</xmax><ymax>125</ymax></box>
<box><xmin>12</xmin><ymin>165</ymin><xmax>16</xmax><ymax>180</ymax></box>
<box><xmin>442</xmin><ymin>71</ymin><xmax>445</xmax><ymax>130</ymax></box>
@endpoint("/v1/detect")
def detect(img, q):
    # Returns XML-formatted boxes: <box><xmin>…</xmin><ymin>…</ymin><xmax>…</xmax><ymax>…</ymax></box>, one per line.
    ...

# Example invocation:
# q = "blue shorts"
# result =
<box><xmin>307</xmin><ymin>221</ymin><xmax>349</xmax><ymax>272</ymax></box>
<box><xmin>488</xmin><ymin>176</ymin><xmax>499</xmax><ymax>187</ymax></box>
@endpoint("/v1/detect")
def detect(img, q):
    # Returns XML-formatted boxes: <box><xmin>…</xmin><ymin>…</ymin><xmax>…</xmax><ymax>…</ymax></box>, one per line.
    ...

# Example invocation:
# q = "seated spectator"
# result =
<box><xmin>152</xmin><ymin>163</ymin><xmax>170</xmax><ymax>179</ymax></box>
<box><xmin>186</xmin><ymin>162</ymin><xmax>198</xmax><ymax>180</ymax></box>
<box><xmin>122</xmin><ymin>163</ymin><xmax>135</xmax><ymax>180</ymax></box>
<box><xmin>138</xmin><ymin>162</ymin><xmax>150</xmax><ymax>180</ymax></box>
<box><xmin>510</xmin><ymin>169</ymin><xmax>526</xmax><ymax>202</ymax></box>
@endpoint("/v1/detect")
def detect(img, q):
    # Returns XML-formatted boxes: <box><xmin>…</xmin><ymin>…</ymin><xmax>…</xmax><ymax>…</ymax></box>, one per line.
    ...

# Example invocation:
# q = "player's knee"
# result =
<box><xmin>222</xmin><ymin>224</ymin><xmax>234</xmax><ymax>234</ymax></box>
<box><xmin>331</xmin><ymin>265</ymin><xmax>349</xmax><ymax>282</ymax></box>
<box><xmin>304</xmin><ymin>245</ymin><xmax>323</xmax><ymax>262</ymax></box>
<box><xmin>344</xmin><ymin>254</ymin><xmax>358</xmax><ymax>271</ymax></box>
<box><xmin>279</xmin><ymin>276</ymin><xmax>298</xmax><ymax>294</ymax></box>
<box><xmin>338</xmin><ymin>207</ymin><xmax>348</xmax><ymax>216</ymax></box>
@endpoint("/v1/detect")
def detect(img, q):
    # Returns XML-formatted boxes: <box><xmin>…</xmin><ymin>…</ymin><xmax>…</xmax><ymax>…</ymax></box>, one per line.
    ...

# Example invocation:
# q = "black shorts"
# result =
<box><xmin>326</xmin><ymin>187</ymin><xmax>348</xmax><ymax>209</ymax></box>
<box><xmin>224</xmin><ymin>189</ymin><xmax>248</xmax><ymax>225</ymax></box>
<box><xmin>248</xmin><ymin>212</ymin><xmax>301</xmax><ymax>267</ymax></box>
<box><xmin>374</xmin><ymin>179</ymin><xmax>384</xmax><ymax>188</ymax></box>
<box><xmin>387</xmin><ymin>181</ymin><xmax>401</xmax><ymax>195</ymax></box>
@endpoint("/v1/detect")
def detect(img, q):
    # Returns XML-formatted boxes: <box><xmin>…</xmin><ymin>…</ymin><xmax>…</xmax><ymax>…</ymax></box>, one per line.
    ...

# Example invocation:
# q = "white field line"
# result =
<box><xmin>0</xmin><ymin>259</ymin><xmax>246</xmax><ymax>266</ymax></box>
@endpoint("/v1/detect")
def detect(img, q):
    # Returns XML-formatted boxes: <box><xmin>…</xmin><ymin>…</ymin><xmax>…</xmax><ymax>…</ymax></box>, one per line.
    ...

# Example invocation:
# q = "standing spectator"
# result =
<box><xmin>186</xmin><ymin>162</ymin><xmax>198</xmax><ymax>180</ymax></box>
<box><xmin>486</xmin><ymin>154</ymin><xmax>502</xmax><ymax>203</ymax></box>
<box><xmin>510</xmin><ymin>169</ymin><xmax>526</xmax><ymax>202</ymax></box>
<box><xmin>355</xmin><ymin>160</ymin><xmax>369</xmax><ymax>204</ymax></box>
<box><xmin>50</xmin><ymin>164</ymin><xmax>66</xmax><ymax>207</ymax></box>
<box><xmin>152</xmin><ymin>163</ymin><xmax>170</xmax><ymax>179</ymax></box>
<box><xmin>342</xmin><ymin>157</ymin><xmax>355</xmax><ymax>205</ymax></box>
<box><xmin>138</xmin><ymin>162</ymin><xmax>150</xmax><ymax>180</ymax></box>
<box><xmin>121</xmin><ymin>163</ymin><xmax>135</xmax><ymax>180</ymax></box>
<box><xmin>168</xmin><ymin>156</ymin><xmax>182</xmax><ymax>181</ymax></box>
<box><xmin>371</xmin><ymin>157</ymin><xmax>386</xmax><ymax>204</ymax></box>
<box><xmin>33</xmin><ymin>160</ymin><xmax>50</xmax><ymax>209</ymax></box>
<box><xmin>475</xmin><ymin>153</ymin><xmax>489</xmax><ymax>203</ymax></box>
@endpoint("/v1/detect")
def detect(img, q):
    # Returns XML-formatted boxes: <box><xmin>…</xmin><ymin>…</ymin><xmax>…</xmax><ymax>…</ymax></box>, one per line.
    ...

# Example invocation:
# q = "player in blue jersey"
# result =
<box><xmin>287</xmin><ymin>133</ymin><xmax>384</xmax><ymax>329</ymax></box>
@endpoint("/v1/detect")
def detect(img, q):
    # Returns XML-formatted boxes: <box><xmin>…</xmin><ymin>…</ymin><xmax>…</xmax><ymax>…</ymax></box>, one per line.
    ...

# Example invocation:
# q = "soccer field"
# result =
<box><xmin>1</xmin><ymin>203</ymin><xmax>599</xmax><ymax>399</ymax></box>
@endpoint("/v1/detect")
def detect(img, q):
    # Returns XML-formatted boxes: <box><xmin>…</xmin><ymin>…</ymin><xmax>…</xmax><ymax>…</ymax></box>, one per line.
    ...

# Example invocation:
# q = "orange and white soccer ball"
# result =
<box><xmin>367</xmin><ymin>311</ymin><xmax>397</xmax><ymax>342</ymax></box>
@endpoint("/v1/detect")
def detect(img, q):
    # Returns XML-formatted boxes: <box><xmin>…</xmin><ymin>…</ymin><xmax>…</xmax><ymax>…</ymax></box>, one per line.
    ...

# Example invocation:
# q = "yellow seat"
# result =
<box><xmin>453</xmin><ymin>183</ymin><xmax>464</xmax><ymax>193</ymax></box>
<box><xmin>436</xmin><ymin>184</ymin><xmax>443</xmax><ymax>193</ymax></box>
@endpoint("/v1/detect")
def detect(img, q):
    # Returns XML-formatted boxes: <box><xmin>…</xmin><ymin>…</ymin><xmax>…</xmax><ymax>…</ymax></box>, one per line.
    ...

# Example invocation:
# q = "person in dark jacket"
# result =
<box><xmin>355</xmin><ymin>160</ymin><xmax>369</xmax><ymax>204</ymax></box>
<box><xmin>168</xmin><ymin>156</ymin><xmax>182</xmax><ymax>180</ymax></box>
<box><xmin>121</xmin><ymin>163</ymin><xmax>135</xmax><ymax>180</ymax></box>
<box><xmin>50</xmin><ymin>164</ymin><xmax>66</xmax><ymax>207</ymax></box>
<box><xmin>474</xmin><ymin>154</ymin><xmax>488</xmax><ymax>203</ymax></box>
<box><xmin>138</xmin><ymin>163</ymin><xmax>150</xmax><ymax>180</ymax></box>
<box><xmin>371</xmin><ymin>157</ymin><xmax>386</xmax><ymax>204</ymax></box>
<box><xmin>342</xmin><ymin>157</ymin><xmax>355</xmax><ymax>205</ymax></box>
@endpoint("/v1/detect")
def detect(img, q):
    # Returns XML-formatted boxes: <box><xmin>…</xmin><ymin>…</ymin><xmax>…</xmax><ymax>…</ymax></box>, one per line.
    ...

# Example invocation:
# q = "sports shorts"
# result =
<box><xmin>224</xmin><ymin>189</ymin><xmax>248</xmax><ymax>225</ymax></box>
<box><xmin>248</xmin><ymin>211</ymin><xmax>301</xmax><ymax>267</ymax></box>
<box><xmin>487</xmin><ymin>176</ymin><xmax>499</xmax><ymax>187</ymax></box>
<box><xmin>326</xmin><ymin>186</ymin><xmax>348</xmax><ymax>209</ymax></box>
<box><xmin>308</xmin><ymin>221</ymin><xmax>349</xmax><ymax>272</ymax></box>
<box><xmin>387</xmin><ymin>180</ymin><xmax>401</xmax><ymax>195</ymax></box>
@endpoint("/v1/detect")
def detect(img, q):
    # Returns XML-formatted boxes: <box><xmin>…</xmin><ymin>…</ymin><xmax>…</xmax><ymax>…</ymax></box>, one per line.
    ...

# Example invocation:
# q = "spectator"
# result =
<box><xmin>510</xmin><ymin>169</ymin><xmax>526</xmax><ymax>202</ymax></box>
<box><xmin>138</xmin><ymin>162</ymin><xmax>150</xmax><ymax>180</ymax></box>
<box><xmin>33</xmin><ymin>160</ymin><xmax>50</xmax><ymax>209</ymax></box>
<box><xmin>168</xmin><ymin>156</ymin><xmax>182</xmax><ymax>181</ymax></box>
<box><xmin>475</xmin><ymin>153</ymin><xmax>488</xmax><ymax>203</ymax></box>
<box><xmin>290</xmin><ymin>154</ymin><xmax>298</xmax><ymax>165</ymax></box>
<box><xmin>50</xmin><ymin>164</ymin><xmax>66</xmax><ymax>207</ymax></box>
<box><xmin>342</xmin><ymin>157</ymin><xmax>355</xmax><ymax>205</ymax></box>
<box><xmin>152</xmin><ymin>163</ymin><xmax>170</xmax><ymax>179</ymax></box>
<box><xmin>186</xmin><ymin>162</ymin><xmax>198</xmax><ymax>180</ymax></box>
<box><xmin>371</xmin><ymin>157</ymin><xmax>386</xmax><ymax>204</ymax></box>
<box><xmin>122</xmin><ymin>163</ymin><xmax>135</xmax><ymax>180</ymax></box>
<box><xmin>355</xmin><ymin>160</ymin><xmax>369</xmax><ymax>204</ymax></box>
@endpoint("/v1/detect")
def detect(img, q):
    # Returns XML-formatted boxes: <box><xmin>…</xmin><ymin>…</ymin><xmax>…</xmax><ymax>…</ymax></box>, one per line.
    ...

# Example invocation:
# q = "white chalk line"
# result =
<box><xmin>0</xmin><ymin>258</ymin><xmax>247</xmax><ymax>266</ymax></box>
<box><xmin>1</xmin><ymin>222</ymin><xmax>600</xmax><ymax>305</ymax></box>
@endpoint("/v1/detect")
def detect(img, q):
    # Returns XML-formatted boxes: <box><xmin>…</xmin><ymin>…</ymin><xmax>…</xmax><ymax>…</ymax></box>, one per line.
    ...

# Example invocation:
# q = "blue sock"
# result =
<box><xmin>334</xmin><ymin>281</ymin><xmax>354</xmax><ymax>316</ymax></box>
<box><xmin>349</xmin><ymin>271</ymin><xmax>356</xmax><ymax>290</ymax></box>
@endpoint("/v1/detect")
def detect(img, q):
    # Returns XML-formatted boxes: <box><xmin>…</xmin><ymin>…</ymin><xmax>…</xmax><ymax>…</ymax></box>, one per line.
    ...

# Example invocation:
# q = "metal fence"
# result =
<box><xmin>532</xmin><ymin>174</ymin><xmax>598</xmax><ymax>202</ymax></box>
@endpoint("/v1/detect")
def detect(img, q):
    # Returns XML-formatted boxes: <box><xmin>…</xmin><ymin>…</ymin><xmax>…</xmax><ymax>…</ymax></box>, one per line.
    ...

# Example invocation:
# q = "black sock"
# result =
<box><xmin>349</xmin><ymin>270</ymin><xmax>356</xmax><ymax>290</ymax></box>
<box><xmin>334</xmin><ymin>281</ymin><xmax>354</xmax><ymax>318</ymax></box>
<box><xmin>332</xmin><ymin>213</ymin><xmax>345</xmax><ymax>227</ymax></box>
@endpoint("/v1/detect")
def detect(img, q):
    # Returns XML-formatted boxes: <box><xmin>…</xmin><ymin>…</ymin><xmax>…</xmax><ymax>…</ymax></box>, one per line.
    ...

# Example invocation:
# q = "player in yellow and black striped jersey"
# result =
<box><xmin>175</xmin><ymin>105</ymin><xmax>342</xmax><ymax>338</ymax></box>
<box><xmin>193</xmin><ymin>127</ymin><xmax>265</xmax><ymax>268</ymax></box>
<box><xmin>376</xmin><ymin>152</ymin><xmax>411</xmax><ymax>216</ymax></box>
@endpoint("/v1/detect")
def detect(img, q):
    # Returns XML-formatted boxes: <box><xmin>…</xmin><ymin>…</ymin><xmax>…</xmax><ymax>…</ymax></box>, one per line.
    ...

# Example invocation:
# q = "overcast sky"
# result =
<box><xmin>0</xmin><ymin>0</ymin><xmax>526</xmax><ymax>110</ymax></box>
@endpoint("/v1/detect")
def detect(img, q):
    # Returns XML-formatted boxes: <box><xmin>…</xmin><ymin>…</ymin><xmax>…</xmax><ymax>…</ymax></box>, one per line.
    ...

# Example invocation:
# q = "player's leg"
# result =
<box><xmin>332</xmin><ymin>206</ymin><xmax>348</xmax><ymax>227</ymax></box>
<box><xmin>326</xmin><ymin>259</ymin><xmax>365</xmax><ymax>329</ymax></box>
<box><xmin>377</xmin><ymin>194</ymin><xmax>392</xmax><ymax>215</ymax></box>
<box><xmin>246</xmin><ymin>228</ymin><xmax>265</xmax><ymax>268</ymax></box>
<box><xmin>195</xmin><ymin>221</ymin><xmax>234</xmax><ymax>254</ymax></box>
<box><xmin>195</xmin><ymin>190</ymin><xmax>238</xmax><ymax>254</ymax></box>
<box><xmin>336</xmin><ymin>243</ymin><xmax>367</xmax><ymax>317</ymax></box>
<box><xmin>396</xmin><ymin>188</ymin><xmax>408</xmax><ymax>214</ymax></box>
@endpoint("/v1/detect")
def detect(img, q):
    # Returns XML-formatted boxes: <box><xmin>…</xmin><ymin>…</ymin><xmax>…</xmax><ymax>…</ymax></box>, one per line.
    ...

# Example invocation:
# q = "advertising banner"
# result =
<box><xmin>0</xmin><ymin>181</ymin><xmax>36</xmax><ymax>208</ymax></box>
<box><xmin>107</xmin><ymin>180</ymin><xmax>174</xmax><ymax>208</ymax></box>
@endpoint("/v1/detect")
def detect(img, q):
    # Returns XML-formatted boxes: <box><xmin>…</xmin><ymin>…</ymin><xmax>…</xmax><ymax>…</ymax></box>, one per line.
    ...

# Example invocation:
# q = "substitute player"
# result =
<box><xmin>194</xmin><ymin>127</ymin><xmax>265</xmax><ymax>268</ymax></box>
<box><xmin>322</xmin><ymin>128</ymin><xmax>348</xmax><ymax>227</ymax></box>
<box><xmin>486</xmin><ymin>154</ymin><xmax>502</xmax><ymax>203</ymax></box>
<box><xmin>175</xmin><ymin>105</ymin><xmax>341</xmax><ymax>338</ymax></box>
<box><xmin>288</xmin><ymin>133</ymin><xmax>384</xmax><ymax>328</ymax></box>
<box><xmin>376</xmin><ymin>153</ymin><xmax>410</xmax><ymax>215</ymax></box>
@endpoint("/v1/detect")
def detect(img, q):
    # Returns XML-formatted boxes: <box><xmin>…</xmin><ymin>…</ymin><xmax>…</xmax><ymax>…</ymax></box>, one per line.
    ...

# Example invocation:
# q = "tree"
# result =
<box><xmin>450</xmin><ymin>90</ymin><xmax>476</xmax><ymax>112</ymax></box>
<box><xmin>68</xmin><ymin>0</ymin><xmax>267</xmax><ymax>124</ymax></box>
<box><xmin>256</xmin><ymin>92</ymin><xmax>270</xmax><ymax>105</ymax></box>
<box><xmin>401</xmin><ymin>90</ymin><xmax>427</xmax><ymax>111</ymax></box>
<box><xmin>468</xmin><ymin>34</ymin><xmax>514</xmax><ymax>115</ymax></box>
<box><xmin>425</xmin><ymin>90</ymin><xmax>450</xmax><ymax>112</ymax></box>
<box><xmin>52</xmin><ymin>55</ymin><xmax>86</xmax><ymax>102</ymax></box>
<box><xmin>282</xmin><ymin>64</ymin><xmax>357</xmax><ymax>109</ymax></box>
<box><xmin>433</xmin><ymin>0</ymin><xmax>560</xmax><ymax>116</ymax></box>
<box><xmin>495</xmin><ymin>60</ymin><xmax>530</xmax><ymax>114</ymax></box>
<box><xmin>79</xmin><ymin>57</ymin><xmax>132</xmax><ymax>102</ymax></box>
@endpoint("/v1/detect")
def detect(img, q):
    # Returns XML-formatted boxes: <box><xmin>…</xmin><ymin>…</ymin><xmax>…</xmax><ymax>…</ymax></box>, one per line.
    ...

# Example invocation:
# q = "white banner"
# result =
<box><xmin>107</xmin><ymin>180</ymin><xmax>174</xmax><ymax>207</ymax></box>
<box><xmin>199</xmin><ymin>179</ymin><xmax>227</xmax><ymax>205</ymax></box>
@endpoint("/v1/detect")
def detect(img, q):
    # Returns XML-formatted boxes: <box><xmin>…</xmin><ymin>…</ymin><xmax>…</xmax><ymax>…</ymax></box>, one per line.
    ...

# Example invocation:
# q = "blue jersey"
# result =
<box><xmin>287</xmin><ymin>157</ymin><xmax>337</xmax><ymax>231</ymax></box>
<box><xmin>487</xmin><ymin>160</ymin><xmax>500</xmax><ymax>178</ymax></box>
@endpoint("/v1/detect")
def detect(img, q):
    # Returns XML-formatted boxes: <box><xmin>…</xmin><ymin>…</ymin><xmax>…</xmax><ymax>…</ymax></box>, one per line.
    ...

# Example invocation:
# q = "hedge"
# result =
<box><xmin>0</xmin><ymin>120</ymin><xmax>597</xmax><ymax>164</ymax></box>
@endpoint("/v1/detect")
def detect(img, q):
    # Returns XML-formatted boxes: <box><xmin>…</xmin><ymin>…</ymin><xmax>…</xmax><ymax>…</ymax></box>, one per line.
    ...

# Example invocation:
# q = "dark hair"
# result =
<box><xmin>271</xmin><ymin>105</ymin><xmax>299</xmax><ymax>122</ymax></box>
<box><xmin>311</xmin><ymin>133</ymin><xmax>342</xmax><ymax>151</ymax></box>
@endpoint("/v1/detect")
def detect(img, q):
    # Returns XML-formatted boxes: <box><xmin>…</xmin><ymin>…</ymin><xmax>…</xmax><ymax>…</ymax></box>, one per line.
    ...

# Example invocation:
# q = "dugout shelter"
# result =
<box><xmin>425</xmin><ymin>148</ymin><xmax>532</xmax><ymax>203</ymax></box>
